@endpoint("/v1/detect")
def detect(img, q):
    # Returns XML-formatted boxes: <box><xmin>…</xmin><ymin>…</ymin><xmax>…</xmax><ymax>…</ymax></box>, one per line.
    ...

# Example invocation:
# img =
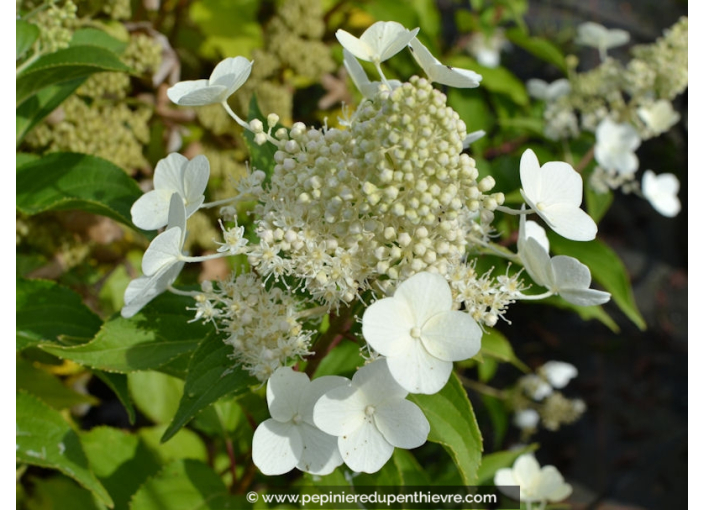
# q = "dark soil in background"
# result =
<box><xmin>482</xmin><ymin>1</ymin><xmax>687</xmax><ymax>509</ymax></box>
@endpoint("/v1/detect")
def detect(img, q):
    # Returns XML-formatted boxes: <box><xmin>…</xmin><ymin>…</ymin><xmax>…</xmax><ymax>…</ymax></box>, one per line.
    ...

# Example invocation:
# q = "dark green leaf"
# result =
<box><xmin>81</xmin><ymin>427</ymin><xmax>161</xmax><ymax>510</ymax></box>
<box><xmin>17</xmin><ymin>19</ymin><xmax>40</xmax><ymax>60</ymax></box>
<box><xmin>481</xmin><ymin>328</ymin><xmax>529</xmax><ymax>372</ymax></box>
<box><xmin>17</xmin><ymin>152</ymin><xmax>144</xmax><ymax>228</ymax></box>
<box><xmin>17</xmin><ymin>45</ymin><xmax>130</xmax><ymax>105</ymax></box>
<box><xmin>94</xmin><ymin>371</ymin><xmax>136</xmax><ymax>425</ymax></box>
<box><xmin>392</xmin><ymin>449</ymin><xmax>432</xmax><ymax>486</ymax></box>
<box><xmin>129</xmin><ymin>459</ymin><xmax>237</xmax><ymax>510</ymax></box>
<box><xmin>16</xmin><ymin>78</ymin><xmax>85</xmax><ymax>146</ymax></box>
<box><xmin>410</xmin><ymin>373</ymin><xmax>483</xmax><ymax>484</ymax></box>
<box><xmin>138</xmin><ymin>426</ymin><xmax>208</xmax><ymax>464</ymax></box>
<box><xmin>505</xmin><ymin>28</ymin><xmax>568</xmax><ymax>73</ymax></box>
<box><xmin>22</xmin><ymin>475</ymin><xmax>107</xmax><ymax>510</ymax></box>
<box><xmin>16</xmin><ymin>391</ymin><xmax>114</xmax><ymax>507</ymax></box>
<box><xmin>40</xmin><ymin>293</ymin><xmax>205</xmax><ymax>373</ymax></box>
<box><xmin>16</xmin><ymin>356</ymin><xmax>99</xmax><ymax>410</ymax></box>
<box><xmin>313</xmin><ymin>339</ymin><xmax>364</xmax><ymax>378</ymax></box>
<box><xmin>161</xmin><ymin>332</ymin><xmax>256</xmax><ymax>442</ymax></box>
<box><xmin>448</xmin><ymin>55</ymin><xmax>528</xmax><ymax>105</ymax></box>
<box><xmin>584</xmin><ymin>167</ymin><xmax>614</xmax><ymax>223</ymax></box>
<box><xmin>17</xmin><ymin>277</ymin><xmax>102</xmax><ymax>351</ymax></box>
<box><xmin>70</xmin><ymin>28</ymin><xmax>128</xmax><ymax>54</ymax></box>
<box><xmin>548</xmin><ymin>234</ymin><xmax>646</xmax><ymax>330</ymax></box>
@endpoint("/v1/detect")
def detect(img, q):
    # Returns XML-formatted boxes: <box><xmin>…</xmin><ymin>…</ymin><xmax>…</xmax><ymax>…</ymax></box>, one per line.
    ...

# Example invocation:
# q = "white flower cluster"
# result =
<box><xmin>513</xmin><ymin>361</ymin><xmax>586</xmax><ymax>435</ymax></box>
<box><xmin>527</xmin><ymin>18</ymin><xmax>686</xmax><ymax>217</ymax></box>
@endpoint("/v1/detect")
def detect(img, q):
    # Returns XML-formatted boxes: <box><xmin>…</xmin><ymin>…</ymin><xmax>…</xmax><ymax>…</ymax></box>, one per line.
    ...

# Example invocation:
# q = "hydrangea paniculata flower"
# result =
<box><xmin>594</xmin><ymin>118</ymin><xmax>641</xmax><ymax>176</ymax></box>
<box><xmin>526</xmin><ymin>78</ymin><xmax>571</xmax><ymax>102</ymax></box>
<box><xmin>519</xmin><ymin>149</ymin><xmax>597</xmax><ymax>241</ymax></box>
<box><xmin>252</xmin><ymin>367</ymin><xmax>347</xmax><ymax>475</ymax></box>
<box><xmin>575</xmin><ymin>22</ymin><xmax>629</xmax><ymax>60</ymax></box>
<box><xmin>122</xmin><ymin>194</ymin><xmax>186</xmax><ymax>318</ymax></box>
<box><xmin>336</xmin><ymin>21</ymin><xmax>419</xmax><ymax>66</ymax></box>
<box><xmin>343</xmin><ymin>49</ymin><xmax>401</xmax><ymax>98</ymax></box>
<box><xmin>167</xmin><ymin>56</ymin><xmax>253</xmax><ymax>106</ymax></box>
<box><xmin>637</xmin><ymin>100</ymin><xmax>680</xmax><ymax>136</ymax></box>
<box><xmin>494</xmin><ymin>453</ymin><xmax>572</xmax><ymax>504</ymax></box>
<box><xmin>362</xmin><ymin>272</ymin><xmax>482</xmax><ymax>394</ymax></box>
<box><xmin>540</xmin><ymin>361</ymin><xmax>578</xmax><ymax>389</ymax></box>
<box><xmin>313</xmin><ymin>359</ymin><xmax>429</xmax><ymax>473</ymax></box>
<box><xmin>641</xmin><ymin>170</ymin><xmax>681</xmax><ymax>217</ymax></box>
<box><xmin>131</xmin><ymin>153</ymin><xmax>210</xmax><ymax>231</ymax></box>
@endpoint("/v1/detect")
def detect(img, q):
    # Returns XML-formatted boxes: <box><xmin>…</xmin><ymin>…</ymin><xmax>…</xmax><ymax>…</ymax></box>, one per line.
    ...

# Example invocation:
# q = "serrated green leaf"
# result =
<box><xmin>16</xmin><ymin>152</ymin><xmax>143</xmax><ymax>228</ymax></box>
<box><xmin>392</xmin><ymin>449</ymin><xmax>432</xmax><ymax>486</ymax></box>
<box><xmin>17</xmin><ymin>19</ymin><xmax>40</xmax><ymax>60</ymax></box>
<box><xmin>16</xmin><ymin>391</ymin><xmax>114</xmax><ymax>507</ymax></box>
<box><xmin>16</xmin><ymin>78</ymin><xmax>85</xmax><ymax>146</ymax></box>
<box><xmin>129</xmin><ymin>459</ymin><xmax>236</xmax><ymax>510</ymax></box>
<box><xmin>70</xmin><ymin>28</ymin><xmax>128</xmax><ymax>54</ymax></box>
<box><xmin>16</xmin><ymin>356</ymin><xmax>99</xmax><ymax>410</ymax></box>
<box><xmin>39</xmin><ymin>294</ymin><xmax>205</xmax><ymax>373</ymax></box>
<box><xmin>548</xmin><ymin>234</ymin><xmax>646</xmax><ymax>330</ymax></box>
<box><xmin>410</xmin><ymin>373</ymin><xmax>483</xmax><ymax>484</ymax></box>
<box><xmin>81</xmin><ymin>427</ymin><xmax>161</xmax><ymax>510</ymax></box>
<box><xmin>161</xmin><ymin>332</ymin><xmax>256</xmax><ymax>442</ymax></box>
<box><xmin>17</xmin><ymin>45</ymin><xmax>130</xmax><ymax>105</ymax></box>
<box><xmin>94</xmin><ymin>371</ymin><xmax>136</xmax><ymax>425</ymax></box>
<box><xmin>480</xmin><ymin>328</ymin><xmax>529</xmax><ymax>372</ymax></box>
<box><xmin>17</xmin><ymin>278</ymin><xmax>103</xmax><ymax>351</ymax></box>
<box><xmin>128</xmin><ymin>371</ymin><xmax>184</xmax><ymax>425</ymax></box>
<box><xmin>505</xmin><ymin>28</ymin><xmax>567</xmax><ymax>73</ymax></box>
<box><xmin>475</xmin><ymin>444</ymin><xmax>537</xmax><ymax>485</ymax></box>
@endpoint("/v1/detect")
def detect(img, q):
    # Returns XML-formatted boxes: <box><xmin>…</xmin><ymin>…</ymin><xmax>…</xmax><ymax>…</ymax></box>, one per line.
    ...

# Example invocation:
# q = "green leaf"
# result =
<box><xmin>129</xmin><ymin>459</ymin><xmax>237</xmax><ymax>510</ymax></box>
<box><xmin>410</xmin><ymin>373</ymin><xmax>483</xmax><ymax>484</ymax></box>
<box><xmin>128</xmin><ymin>371</ymin><xmax>184</xmax><ymax>425</ymax></box>
<box><xmin>39</xmin><ymin>293</ymin><xmax>205</xmax><ymax>373</ymax></box>
<box><xmin>448</xmin><ymin>55</ymin><xmax>528</xmax><ymax>105</ymax></box>
<box><xmin>17</xmin><ymin>45</ymin><xmax>130</xmax><ymax>105</ymax></box>
<box><xmin>475</xmin><ymin>444</ymin><xmax>537</xmax><ymax>485</ymax></box>
<box><xmin>70</xmin><ymin>28</ymin><xmax>128</xmax><ymax>54</ymax></box>
<box><xmin>16</xmin><ymin>391</ymin><xmax>114</xmax><ymax>507</ymax></box>
<box><xmin>189</xmin><ymin>0</ymin><xmax>263</xmax><ymax>60</ymax></box>
<box><xmin>548</xmin><ymin>234</ymin><xmax>646</xmax><ymax>330</ymax></box>
<box><xmin>17</xmin><ymin>19</ymin><xmax>40</xmax><ymax>60</ymax></box>
<box><xmin>81</xmin><ymin>427</ymin><xmax>162</xmax><ymax>510</ymax></box>
<box><xmin>16</xmin><ymin>152</ymin><xmax>143</xmax><ymax>228</ymax></box>
<box><xmin>16</xmin><ymin>78</ymin><xmax>85</xmax><ymax>146</ymax></box>
<box><xmin>16</xmin><ymin>356</ymin><xmax>99</xmax><ymax>410</ymax></box>
<box><xmin>161</xmin><ymin>332</ymin><xmax>256</xmax><ymax>442</ymax></box>
<box><xmin>17</xmin><ymin>278</ymin><xmax>103</xmax><ymax>351</ymax></box>
<box><xmin>138</xmin><ymin>426</ymin><xmax>208</xmax><ymax>464</ymax></box>
<box><xmin>584</xmin><ymin>167</ymin><xmax>614</xmax><ymax>223</ymax></box>
<box><xmin>541</xmin><ymin>295</ymin><xmax>620</xmax><ymax>333</ymax></box>
<box><xmin>480</xmin><ymin>328</ymin><xmax>529</xmax><ymax>372</ymax></box>
<box><xmin>313</xmin><ymin>339</ymin><xmax>364</xmax><ymax>378</ymax></box>
<box><xmin>94</xmin><ymin>371</ymin><xmax>137</xmax><ymax>425</ymax></box>
<box><xmin>505</xmin><ymin>28</ymin><xmax>567</xmax><ymax>73</ymax></box>
<box><xmin>23</xmin><ymin>475</ymin><xmax>107</xmax><ymax>510</ymax></box>
<box><xmin>392</xmin><ymin>449</ymin><xmax>432</xmax><ymax>486</ymax></box>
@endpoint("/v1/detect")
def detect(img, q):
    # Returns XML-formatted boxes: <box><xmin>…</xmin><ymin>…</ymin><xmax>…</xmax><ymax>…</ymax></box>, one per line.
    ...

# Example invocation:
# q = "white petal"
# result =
<box><xmin>520</xmin><ymin>237</ymin><xmax>555</xmax><ymax>288</ymax></box>
<box><xmin>299</xmin><ymin>375</ymin><xmax>350</xmax><ymax>426</ymax></box>
<box><xmin>547</xmin><ymin>79</ymin><xmax>571</xmax><ymax>100</ymax></box>
<box><xmin>343</xmin><ymin>49</ymin><xmax>375</xmax><ymax>97</ymax></box>
<box><xmin>512</xmin><ymin>453</ymin><xmax>541</xmax><ymax>488</ymax></box>
<box><xmin>338</xmin><ymin>419</ymin><xmax>394</xmax><ymax>473</ymax></box>
<box><xmin>336</xmin><ymin>29</ymin><xmax>375</xmax><ymax>62</ymax></box>
<box><xmin>463</xmin><ymin>130</ymin><xmax>486</xmax><ymax>149</ymax></box>
<box><xmin>141</xmin><ymin>228</ymin><xmax>182</xmax><ymax>276</ymax></box>
<box><xmin>166</xmin><ymin>193</ymin><xmax>187</xmax><ymax>235</ymax></box>
<box><xmin>353</xmin><ymin>359</ymin><xmax>408</xmax><ymax>403</ymax></box>
<box><xmin>540</xmin><ymin>203</ymin><xmax>597</xmax><ymax>242</ymax></box>
<box><xmin>267</xmin><ymin>367</ymin><xmax>309</xmax><ymax>423</ymax></box>
<box><xmin>527</xmin><ymin>79</ymin><xmax>549</xmax><ymax>100</ymax></box>
<box><xmin>154</xmin><ymin>153</ymin><xmax>188</xmax><ymax>193</ymax></box>
<box><xmin>421</xmin><ymin>310</ymin><xmax>482</xmax><ymax>362</ymax></box>
<box><xmin>519</xmin><ymin>149</ymin><xmax>542</xmax><ymax>207</ymax></box>
<box><xmin>295</xmin><ymin>422</ymin><xmax>344</xmax><ymax>475</ymax></box>
<box><xmin>386</xmin><ymin>340</ymin><xmax>453</xmax><ymax>394</ymax></box>
<box><xmin>209</xmin><ymin>56</ymin><xmax>252</xmax><ymax>95</ymax></box>
<box><xmin>374</xmin><ymin>398</ymin><xmax>429</xmax><ymax>449</ymax></box>
<box><xmin>536</xmin><ymin>466</ymin><xmax>572</xmax><ymax>502</ymax></box>
<box><xmin>524</xmin><ymin>220</ymin><xmax>550</xmax><ymax>252</ymax></box>
<box><xmin>551</xmin><ymin>256</ymin><xmax>610</xmax><ymax>305</ymax></box>
<box><xmin>362</xmin><ymin>297</ymin><xmax>414</xmax><ymax>357</ymax></box>
<box><xmin>121</xmin><ymin>261</ymin><xmax>184</xmax><ymax>318</ymax></box>
<box><xmin>361</xmin><ymin>21</ymin><xmax>418</xmax><ymax>62</ymax></box>
<box><xmin>513</xmin><ymin>408</ymin><xmax>540</xmax><ymax>429</ymax></box>
<box><xmin>494</xmin><ymin>468</ymin><xmax>521</xmax><ymax>500</ymax></box>
<box><xmin>313</xmin><ymin>384</ymin><xmax>366</xmax><ymax>437</ymax></box>
<box><xmin>252</xmin><ymin>419</ymin><xmax>302</xmax><ymax>476</ymax></box>
<box><xmin>394</xmin><ymin>272</ymin><xmax>453</xmax><ymax>326</ymax></box>
<box><xmin>182</xmin><ymin>155</ymin><xmax>210</xmax><ymax>214</ymax></box>
<box><xmin>541</xmin><ymin>361</ymin><xmax>577</xmax><ymax>389</ymax></box>
<box><xmin>533</xmin><ymin>161</ymin><xmax>583</xmax><ymax>208</ymax></box>
<box><xmin>167</xmin><ymin>80</ymin><xmax>227</xmax><ymax>106</ymax></box>
<box><xmin>409</xmin><ymin>38</ymin><xmax>481</xmax><ymax>88</ymax></box>
<box><xmin>642</xmin><ymin>170</ymin><xmax>681</xmax><ymax>217</ymax></box>
<box><xmin>130</xmin><ymin>189</ymin><xmax>174</xmax><ymax>230</ymax></box>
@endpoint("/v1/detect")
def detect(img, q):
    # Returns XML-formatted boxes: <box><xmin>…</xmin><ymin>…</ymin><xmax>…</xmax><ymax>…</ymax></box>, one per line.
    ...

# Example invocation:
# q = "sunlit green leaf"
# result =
<box><xmin>17</xmin><ymin>19</ymin><xmax>40</xmax><ymax>60</ymax></box>
<box><xmin>16</xmin><ymin>356</ymin><xmax>99</xmax><ymax>410</ymax></box>
<box><xmin>128</xmin><ymin>371</ymin><xmax>184</xmax><ymax>425</ymax></box>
